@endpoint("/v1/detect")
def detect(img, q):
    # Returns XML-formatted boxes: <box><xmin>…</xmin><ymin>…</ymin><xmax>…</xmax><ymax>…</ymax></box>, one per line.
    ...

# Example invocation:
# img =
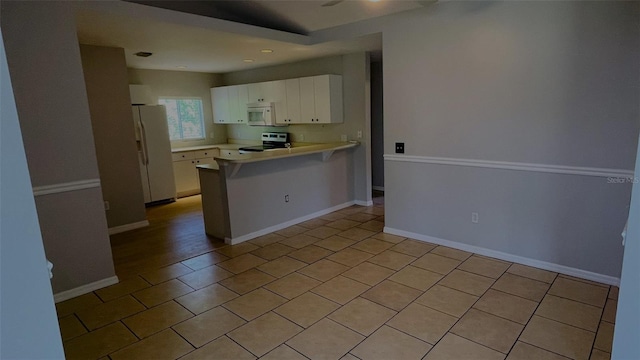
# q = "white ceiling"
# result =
<box><xmin>253</xmin><ymin>0</ymin><xmax>422</xmax><ymax>32</ymax></box>
<box><xmin>74</xmin><ymin>1</ymin><xmax>423</xmax><ymax>73</ymax></box>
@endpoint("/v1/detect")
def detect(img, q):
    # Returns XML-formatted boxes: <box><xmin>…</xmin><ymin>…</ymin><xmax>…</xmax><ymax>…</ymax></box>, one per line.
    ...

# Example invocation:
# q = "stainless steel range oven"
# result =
<box><xmin>238</xmin><ymin>132</ymin><xmax>290</xmax><ymax>154</ymax></box>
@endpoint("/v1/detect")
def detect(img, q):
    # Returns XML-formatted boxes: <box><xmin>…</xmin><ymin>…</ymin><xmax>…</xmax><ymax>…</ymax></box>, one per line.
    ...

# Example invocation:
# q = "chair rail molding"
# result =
<box><xmin>33</xmin><ymin>179</ymin><xmax>101</xmax><ymax>197</ymax></box>
<box><xmin>384</xmin><ymin>154</ymin><xmax>634</xmax><ymax>178</ymax></box>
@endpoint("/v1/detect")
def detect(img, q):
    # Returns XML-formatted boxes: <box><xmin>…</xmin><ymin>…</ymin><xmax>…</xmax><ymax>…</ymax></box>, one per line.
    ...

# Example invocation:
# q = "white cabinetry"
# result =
<box><xmin>248</xmin><ymin>81</ymin><xmax>279</xmax><ymax>103</ymax></box>
<box><xmin>248</xmin><ymin>82</ymin><xmax>264</xmax><ymax>103</ymax></box>
<box><xmin>220</xmin><ymin>149</ymin><xmax>239</xmax><ymax>156</ymax></box>
<box><xmin>299</xmin><ymin>77</ymin><xmax>315</xmax><ymax>124</ymax></box>
<box><xmin>212</xmin><ymin>85</ymin><xmax>248</xmax><ymax>124</ymax></box>
<box><xmin>228</xmin><ymin>85</ymin><xmax>249</xmax><ymax>123</ymax></box>
<box><xmin>173</xmin><ymin>159</ymin><xmax>199</xmax><ymax>197</ymax></box>
<box><xmin>172</xmin><ymin>148</ymin><xmax>219</xmax><ymax>197</ymax></box>
<box><xmin>270</xmin><ymin>81</ymin><xmax>288</xmax><ymax>124</ymax></box>
<box><xmin>249</xmin><ymin>80</ymin><xmax>297</xmax><ymax>125</ymax></box>
<box><xmin>212</xmin><ymin>74</ymin><xmax>342</xmax><ymax>125</ymax></box>
<box><xmin>212</xmin><ymin>87</ymin><xmax>229</xmax><ymax>124</ymax></box>
<box><xmin>277</xmin><ymin>79</ymin><xmax>302</xmax><ymax>124</ymax></box>
<box><xmin>299</xmin><ymin>75</ymin><xmax>343</xmax><ymax>124</ymax></box>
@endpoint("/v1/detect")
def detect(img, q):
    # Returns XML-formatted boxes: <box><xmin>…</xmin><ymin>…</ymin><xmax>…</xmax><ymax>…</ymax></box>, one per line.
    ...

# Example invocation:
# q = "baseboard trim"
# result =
<box><xmin>226</xmin><ymin>201</ymin><xmax>356</xmax><ymax>245</ymax></box>
<box><xmin>372</xmin><ymin>186</ymin><xmax>385</xmax><ymax>192</ymax></box>
<box><xmin>53</xmin><ymin>276</ymin><xmax>119</xmax><ymax>303</ymax></box>
<box><xmin>384</xmin><ymin>227</ymin><xmax>621</xmax><ymax>286</ymax></box>
<box><xmin>384</xmin><ymin>154</ymin><xmax>634</xmax><ymax>178</ymax></box>
<box><xmin>33</xmin><ymin>179</ymin><xmax>101</xmax><ymax>197</ymax></box>
<box><xmin>108</xmin><ymin>220</ymin><xmax>150</xmax><ymax>235</ymax></box>
<box><xmin>177</xmin><ymin>189</ymin><xmax>200</xmax><ymax>198</ymax></box>
<box><xmin>355</xmin><ymin>200</ymin><xmax>374</xmax><ymax>206</ymax></box>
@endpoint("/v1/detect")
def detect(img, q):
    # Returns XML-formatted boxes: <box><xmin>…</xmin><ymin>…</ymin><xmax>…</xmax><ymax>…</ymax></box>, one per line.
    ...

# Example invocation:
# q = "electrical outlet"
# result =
<box><xmin>471</xmin><ymin>212</ymin><xmax>479</xmax><ymax>223</ymax></box>
<box><xmin>104</xmin><ymin>201</ymin><xmax>110</xmax><ymax>211</ymax></box>
<box><xmin>357</xmin><ymin>130</ymin><xmax>362</xmax><ymax>139</ymax></box>
<box><xmin>341</xmin><ymin>134</ymin><xmax>347</xmax><ymax>142</ymax></box>
<box><xmin>209</xmin><ymin>132</ymin><xmax>215</xmax><ymax>139</ymax></box>
<box><xmin>395</xmin><ymin>142</ymin><xmax>405</xmax><ymax>154</ymax></box>
<box><xmin>285</xmin><ymin>195</ymin><xmax>289</xmax><ymax>203</ymax></box>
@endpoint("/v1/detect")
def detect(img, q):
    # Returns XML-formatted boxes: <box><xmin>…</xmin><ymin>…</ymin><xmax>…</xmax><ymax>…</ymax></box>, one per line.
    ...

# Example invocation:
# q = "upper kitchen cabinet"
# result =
<box><xmin>212</xmin><ymin>85</ymin><xmax>249</xmax><ymax>124</ymax></box>
<box><xmin>229</xmin><ymin>85</ymin><xmax>249</xmax><ymax>123</ymax></box>
<box><xmin>212</xmin><ymin>74</ymin><xmax>342</xmax><ymax>125</ymax></box>
<box><xmin>248</xmin><ymin>81</ymin><xmax>279</xmax><ymax>103</ymax></box>
<box><xmin>299</xmin><ymin>75</ymin><xmax>343</xmax><ymax>124</ymax></box>
<box><xmin>268</xmin><ymin>81</ymin><xmax>288</xmax><ymax>124</ymax></box>
<box><xmin>276</xmin><ymin>79</ymin><xmax>302</xmax><ymax>125</ymax></box>
<box><xmin>212</xmin><ymin>87</ymin><xmax>229</xmax><ymax>123</ymax></box>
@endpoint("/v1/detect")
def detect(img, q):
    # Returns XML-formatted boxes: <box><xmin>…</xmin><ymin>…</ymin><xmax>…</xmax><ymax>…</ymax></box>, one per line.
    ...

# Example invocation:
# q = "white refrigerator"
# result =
<box><xmin>132</xmin><ymin>105</ymin><xmax>177</xmax><ymax>204</ymax></box>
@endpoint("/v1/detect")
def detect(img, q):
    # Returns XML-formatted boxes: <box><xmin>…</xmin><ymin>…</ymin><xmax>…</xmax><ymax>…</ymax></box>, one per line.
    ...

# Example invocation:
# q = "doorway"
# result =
<box><xmin>370</xmin><ymin>54</ymin><xmax>384</xmax><ymax>194</ymax></box>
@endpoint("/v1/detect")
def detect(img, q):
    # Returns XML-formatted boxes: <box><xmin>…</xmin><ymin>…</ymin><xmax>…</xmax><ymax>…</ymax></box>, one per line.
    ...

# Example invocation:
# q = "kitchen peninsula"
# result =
<box><xmin>198</xmin><ymin>141</ymin><xmax>358</xmax><ymax>244</ymax></box>
<box><xmin>171</xmin><ymin>143</ymin><xmax>251</xmax><ymax>197</ymax></box>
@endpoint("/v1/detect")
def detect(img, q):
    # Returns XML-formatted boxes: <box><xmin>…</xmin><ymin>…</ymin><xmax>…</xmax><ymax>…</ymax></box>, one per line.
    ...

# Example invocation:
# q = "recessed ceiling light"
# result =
<box><xmin>243</xmin><ymin>59</ymin><xmax>255</xmax><ymax>63</ymax></box>
<box><xmin>176</xmin><ymin>66</ymin><xmax>187</xmax><ymax>69</ymax></box>
<box><xmin>260</xmin><ymin>49</ymin><xmax>274</xmax><ymax>53</ymax></box>
<box><xmin>135</xmin><ymin>51</ymin><xmax>153</xmax><ymax>57</ymax></box>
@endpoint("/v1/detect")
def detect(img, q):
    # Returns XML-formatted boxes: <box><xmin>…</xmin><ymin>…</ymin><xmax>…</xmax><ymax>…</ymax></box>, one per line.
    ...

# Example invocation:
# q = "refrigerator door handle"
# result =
<box><xmin>139</xmin><ymin>120</ymin><xmax>150</xmax><ymax>165</ymax></box>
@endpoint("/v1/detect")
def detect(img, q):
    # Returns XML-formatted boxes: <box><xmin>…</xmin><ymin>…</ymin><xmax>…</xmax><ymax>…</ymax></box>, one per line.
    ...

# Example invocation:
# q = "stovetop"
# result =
<box><xmin>239</xmin><ymin>132</ymin><xmax>290</xmax><ymax>153</ymax></box>
<box><xmin>238</xmin><ymin>144</ymin><xmax>279</xmax><ymax>152</ymax></box>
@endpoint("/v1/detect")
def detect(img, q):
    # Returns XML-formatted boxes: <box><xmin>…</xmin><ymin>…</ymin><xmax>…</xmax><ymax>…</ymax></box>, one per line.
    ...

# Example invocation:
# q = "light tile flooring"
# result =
<box><xmin>58</xmin><ymin>195</ymin><xmax>617</xmax><ymax>360</ymax></box>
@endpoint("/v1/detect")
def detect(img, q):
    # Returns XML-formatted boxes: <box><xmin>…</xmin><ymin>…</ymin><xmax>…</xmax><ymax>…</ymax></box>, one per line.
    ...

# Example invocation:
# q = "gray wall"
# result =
<box><xmin>80</xmin><ymin>45</ymin><xmax>147</xmax><ymax>229</ymax></box>
<box><xmin>370</xmin><ymin>60</ymin><xmax>384</xmax><ymax>189</ymax></box>
<box><xmin>612</xmin><ymin>134</ymin><xmax>640</xmax><ymax>358</ymax></box>
<box><xmin>386</xmin><ymin>161</ymin><xmax>631</xmax><ymax>277</ymax></box>
<box><xmin>384</xmin><ymin>2</ymin><xmax>639</xmax><ymax>166</ymax></box>
<box><xmin>222</xmin><ymin>150</ymin><xmax>355</xmax><ymax>240</ymax></box>
<box><xmin>128</xmin><ymin>68</ymin><xmax>227</xmax><ymax>146</ymax></box>
<box><xmin>383</xmin><ymin>1</ymin><xmax>639</xmax><ymax>278</ymax></box>
<box><xmin>221</xmin><ymin>53</ymin><xmax>372</xmax><ymax>203</ymax></box>
<box><xmin>1</xmin><ymin>27</ymin><xmax>64</xmax><ymax>359</ymax></box>
<box><xmin>1</xmin><ymin>1</ymin><xmax>116</xmax><ymax>293</ymax></box>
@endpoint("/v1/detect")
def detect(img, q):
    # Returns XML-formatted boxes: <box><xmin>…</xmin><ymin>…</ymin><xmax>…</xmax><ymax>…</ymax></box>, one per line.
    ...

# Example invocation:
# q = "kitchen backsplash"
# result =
<box><xmin>225</xmin><ymin>123</ymin><xmax>353</xmax><ymax>143</ymax></box>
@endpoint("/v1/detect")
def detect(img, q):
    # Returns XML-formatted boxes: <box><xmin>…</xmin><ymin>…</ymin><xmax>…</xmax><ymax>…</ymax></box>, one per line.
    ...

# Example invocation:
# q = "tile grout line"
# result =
<box><xmin>68</xmin><ymin>197</ymin><xmax>615</xmax><ymax>360</ymax></box>
<box><xmin>462</xmin><ymin>265</ymin><xmax>552</xmax><ymax>357</ymax></box>
<box><xmin>516</xmin><ymin>338</ymin><xmax>578</xmax><ymax>360</ymax></box>
<box><xmin>544</xmin><ymin>291</ymin><xmax>609</xmax><ymax>309</ymax></box>
<box><xmin>510</xmin><ymin>271</ymin><xmax>581</xmax><ymax>359</ymax></box>
<box><xmin>420</xmin><ymin>267</ymin><xmax>500</xmax><ymax>357</ymax></box>
<box><xmin>416</xmin><ymin>254</ymin><xmax>550</xmax><ymax>355</ymax></box>
<box><xmin>335</xmin><ymin>255</ymin><xmax>484</xmax><ymax>357</ymax></box>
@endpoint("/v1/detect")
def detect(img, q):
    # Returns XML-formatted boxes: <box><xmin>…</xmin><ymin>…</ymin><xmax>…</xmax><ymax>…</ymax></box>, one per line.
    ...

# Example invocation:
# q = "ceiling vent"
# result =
<box><xmin>135</xmin><ymin>51</ymin><xmax>153</xmax><ymax>57</ymax></box>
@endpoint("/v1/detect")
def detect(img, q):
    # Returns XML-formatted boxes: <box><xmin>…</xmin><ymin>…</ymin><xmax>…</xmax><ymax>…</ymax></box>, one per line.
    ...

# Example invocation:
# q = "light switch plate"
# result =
<box><xmin>395</xmin><ymin>142</ymin><xmax>405</xmax><ymax>154</ymax></box>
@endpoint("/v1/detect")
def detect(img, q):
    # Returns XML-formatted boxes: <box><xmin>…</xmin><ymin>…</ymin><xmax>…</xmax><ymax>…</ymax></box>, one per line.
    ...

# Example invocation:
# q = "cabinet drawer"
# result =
<box><xmin>194</xmin><ymin>157</ymin><xmax>216</xmax><ymax>165</ymax></box>
<box><xmin>195</xmin><ymin>149</ymin><xmax>219</xmax><ymax>159</ymax></box>
<box><xmin>220</xmin><ymin>149</ymin><xmax>239</xmax><ymax>156</ymax></box>
<box><xmin>172</xmin><ymin>152</ymin><xmax>195</xmax><ymax>161</ymax></box>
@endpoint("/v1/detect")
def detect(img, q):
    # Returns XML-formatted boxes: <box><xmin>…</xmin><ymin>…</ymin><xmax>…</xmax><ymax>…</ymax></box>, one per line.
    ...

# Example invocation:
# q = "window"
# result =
<box><xmin>158</xmin><ymin>98</ymin><xmax>205</xmax><ymax>141</ymax></box>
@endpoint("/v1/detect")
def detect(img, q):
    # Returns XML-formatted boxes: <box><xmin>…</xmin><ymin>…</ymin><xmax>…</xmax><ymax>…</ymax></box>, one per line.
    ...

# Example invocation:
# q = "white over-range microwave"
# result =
<box><xmin>247</xmin><ymin>102</ymin><xmax>283</xmax><ymax>126</ymax></box>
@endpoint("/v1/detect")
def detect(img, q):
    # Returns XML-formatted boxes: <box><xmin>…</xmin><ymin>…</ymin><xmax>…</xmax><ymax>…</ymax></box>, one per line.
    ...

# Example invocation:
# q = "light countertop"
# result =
<box><xmin>171</xmin><ymin>144</ymin><xmax>246</xmax><ymax>153</ymax></box>
<box><xmin>197</xmin><ymin>141</ymin><xmax>358</xmax><ymax>172</ymax></box>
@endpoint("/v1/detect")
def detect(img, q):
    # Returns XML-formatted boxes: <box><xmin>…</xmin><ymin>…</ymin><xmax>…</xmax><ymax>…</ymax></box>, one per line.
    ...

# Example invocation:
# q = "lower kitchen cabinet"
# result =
<box><xmin>172</xmin><ymin>149</ymin><xmax>219</xmax><ymax>197</ymax></box>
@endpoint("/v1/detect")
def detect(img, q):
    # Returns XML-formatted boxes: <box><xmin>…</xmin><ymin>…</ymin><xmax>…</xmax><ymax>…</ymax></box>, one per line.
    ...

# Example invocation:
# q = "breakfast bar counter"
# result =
<box><xmin>198</xmin><ymin>141</ymin><xmax>358</xmax><ymax>177</ymax></box>
<box><xmin>197</xmin><ymin>141</ymin><xmax>359</xmax><ymax>244</ymax></box>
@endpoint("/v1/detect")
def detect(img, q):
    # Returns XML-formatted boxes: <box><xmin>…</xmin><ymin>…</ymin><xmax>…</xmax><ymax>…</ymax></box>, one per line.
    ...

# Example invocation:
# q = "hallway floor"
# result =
<box><xmin>58</xmin><ymin>195</ymin><xmax>616</xmax><ymax>360</ymax></box>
